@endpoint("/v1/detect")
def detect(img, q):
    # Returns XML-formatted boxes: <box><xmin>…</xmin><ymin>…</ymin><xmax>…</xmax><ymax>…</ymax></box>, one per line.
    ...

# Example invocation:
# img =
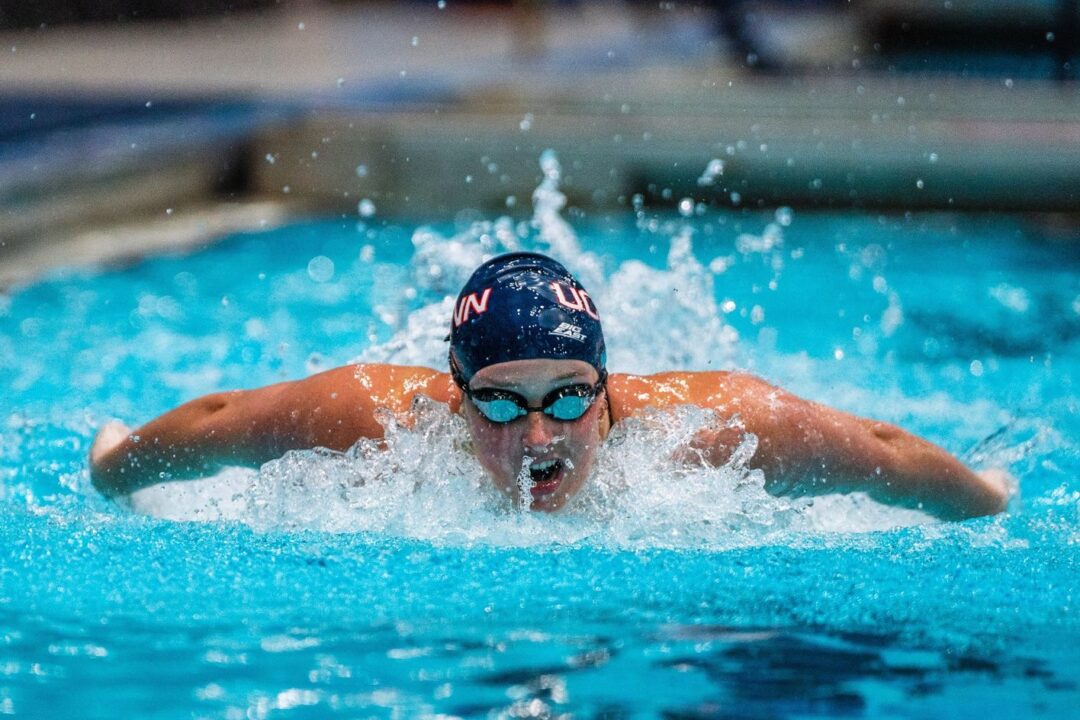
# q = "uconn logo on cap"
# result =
<box><xmin>551</xmin><ymin>282</ymin><xmax>600</xmax><ymax>320</ymax></box>
<box><xmin>452</xmin><ymin>288</ymin><xmax>492</xmax><ymax>327</ymax></box>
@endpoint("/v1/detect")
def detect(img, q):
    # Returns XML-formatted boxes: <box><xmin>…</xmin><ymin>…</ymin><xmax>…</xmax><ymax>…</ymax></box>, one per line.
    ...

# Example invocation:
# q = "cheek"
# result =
<box><xmin>563</xmin><ymin>412</ymin><xmax>604</xmax><ymax>470</ymax></box>
<box><xmin>466</xmin><ymin>416</ymin><xmax>520</xmax><ymax>475</ymax></box>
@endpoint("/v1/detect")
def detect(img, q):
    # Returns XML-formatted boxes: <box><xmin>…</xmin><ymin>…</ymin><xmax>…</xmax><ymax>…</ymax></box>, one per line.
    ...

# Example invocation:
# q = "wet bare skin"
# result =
<box><xmin>90</xmin><ymin>361</ymin><xmax>1010</xmax><ymax>519</ymax></box>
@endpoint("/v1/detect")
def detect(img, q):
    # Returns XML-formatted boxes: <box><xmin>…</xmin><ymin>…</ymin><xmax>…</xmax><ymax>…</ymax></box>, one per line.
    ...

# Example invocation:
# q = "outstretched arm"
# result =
<box><xmin>699</xmin><ymin>374</ymin><xmax>1008</xmax><ymax>519</ymax></box>
<box><xmin>613</xmin><ymin>372</ymin><xmax>1009</xmax><ymax>520</ymax></box>
<box><xmin>89</xmin><ymin>364</ymin><xmax>454</xmax><ymax>498</ymax></box>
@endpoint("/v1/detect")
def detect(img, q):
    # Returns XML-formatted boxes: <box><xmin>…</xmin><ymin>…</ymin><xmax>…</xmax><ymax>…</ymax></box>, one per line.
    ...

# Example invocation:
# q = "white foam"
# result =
<box><xmin>130</xmin><ymin>398</ymin><xmax>932</xmax><ymax>547</ymax></box>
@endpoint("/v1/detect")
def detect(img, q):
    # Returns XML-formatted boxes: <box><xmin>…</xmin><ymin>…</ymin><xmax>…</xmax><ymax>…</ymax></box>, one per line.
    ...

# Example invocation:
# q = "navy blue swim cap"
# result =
<box><xmin>449</xmin><ymin>252</ymin><xmax>606</xmax><ymax>383</ymax></box>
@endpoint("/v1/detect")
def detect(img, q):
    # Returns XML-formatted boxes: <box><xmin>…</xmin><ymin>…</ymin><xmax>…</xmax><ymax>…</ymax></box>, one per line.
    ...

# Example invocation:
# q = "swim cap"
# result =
<box><xmin>449</xmin><ymin>252</ymin><xmax>606</xmax><ymax>383</ymax></box>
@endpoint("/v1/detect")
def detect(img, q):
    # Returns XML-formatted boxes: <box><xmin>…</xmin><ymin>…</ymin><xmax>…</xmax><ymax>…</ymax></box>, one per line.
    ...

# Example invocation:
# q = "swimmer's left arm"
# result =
<box><xmin>684</xmin><ymin>374</ymin><xmax>1010</xmax><ymax>520</ymax></box>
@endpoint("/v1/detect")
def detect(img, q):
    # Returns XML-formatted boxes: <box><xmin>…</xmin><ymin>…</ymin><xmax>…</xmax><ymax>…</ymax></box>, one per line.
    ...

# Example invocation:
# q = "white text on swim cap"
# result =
<box><xmin>550</xmin><ymin>323</ymin><xmax>586</xmax><ymax>342</ymax></box>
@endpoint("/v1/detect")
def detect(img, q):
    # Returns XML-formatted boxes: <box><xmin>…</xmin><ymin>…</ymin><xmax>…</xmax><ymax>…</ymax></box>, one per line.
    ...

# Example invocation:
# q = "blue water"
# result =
<box><xmin>1</xmin><ymin>200</ymin><xmax>1078</xmax><ymax>717</ymax></box>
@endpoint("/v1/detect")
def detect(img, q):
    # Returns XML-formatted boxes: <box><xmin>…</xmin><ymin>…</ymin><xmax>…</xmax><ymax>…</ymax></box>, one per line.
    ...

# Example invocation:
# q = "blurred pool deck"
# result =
<box><xmin>1</xmin><ymin>1</ymin><xmax>1078</xmax><ymax>286</ymax></box>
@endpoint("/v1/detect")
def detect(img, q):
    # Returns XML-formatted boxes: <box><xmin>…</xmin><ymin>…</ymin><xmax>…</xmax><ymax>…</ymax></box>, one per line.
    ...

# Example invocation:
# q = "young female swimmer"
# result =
<box><xmin>90</xmin><ymin>252</ymin><xmax>1010</xmax><ymax>519</ymax></box>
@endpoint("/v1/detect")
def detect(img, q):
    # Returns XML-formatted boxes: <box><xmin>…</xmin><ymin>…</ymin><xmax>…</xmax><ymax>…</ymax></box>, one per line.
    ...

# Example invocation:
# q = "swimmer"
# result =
<box><xmin>90</xmin><ymin>252</ymin><xmax>1010</xmax><ymax>519</ymax></box>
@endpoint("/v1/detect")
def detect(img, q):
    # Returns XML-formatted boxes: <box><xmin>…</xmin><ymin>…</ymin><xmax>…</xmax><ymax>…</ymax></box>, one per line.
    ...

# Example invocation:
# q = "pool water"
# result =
<box><xmin>1</xmin><ymin>161</ymin><xmax>1078</xmax><ymax>717</ymax></box>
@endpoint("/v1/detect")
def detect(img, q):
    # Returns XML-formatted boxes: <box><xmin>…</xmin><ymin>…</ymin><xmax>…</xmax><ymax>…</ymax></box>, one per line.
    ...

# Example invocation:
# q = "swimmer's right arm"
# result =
<box><xmin>89</xmin><ymin>364</ymin><xmax>456</xmax><ymax>497</ymax></box>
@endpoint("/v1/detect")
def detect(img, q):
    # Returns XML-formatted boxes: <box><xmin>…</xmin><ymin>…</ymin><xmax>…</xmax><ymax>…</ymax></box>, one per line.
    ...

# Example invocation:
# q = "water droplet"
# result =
<box><xmin>306</xmin><ymin>352</ymin><xmax>328</xmax><ymax>373</ymax></box>
<box><xmin>519</xmin><ymin>113</ymin><xmax>533</xmax><ymax>132</ymax></box>
<box><xmin>916</xmin><ymin>179</ymin><xmax>925</xmax><ymax>189</ymax></box>
<box><xmin>437</xmin><ymin>0</ymin><xmax>446</xmax><ymax>8</ymax></box>
<box><xmin>29</xmin><ymin>112</ymin><xmax>36</xmax><ymax>120</ymax></box>
<box><xmin>969</xmin><ymin>360</ymin><xmax>984</xmax><ymax>377</ymax></box>
<box><xmin>336</xmin><ymin>77</ymin><xmax>345</xmax><ymax>87</ymax></box>
<box><xmin>145</xmin><ymin>101</ymin><xmax>152</xmax><ymax>108</ymax></box>
<box><xmin>297</xmin><ymin>22</ymin><xmax>305</xmax><ymax>30</ymax></box>
<box><xmin>505</xmin><ymin>195</ymin><xmax>517</xmax><ymax>208</ymax></box>
<box><xmin>165</xmin><ymin>208</ymin><xmax>173</xmax><ymax>215</ymax></box>
<box><xmin>307</xmin><ymin>255</ymin><xmax>335</xmax><ymax>283</ymax></box>
<box><xmin>833</xmin><ymin>348</ymin><xmax>845</xmax><ymax>360</ymax></box>
<box><xmin>928</xmin><ymin>152</ymin><xmax>939</xmax><ymax>163</ymax></box>
<box><xmin>1047</xmin><ymin>31</ymin><xmax>1056</xmax><ymax>42</ymax></box>
<box><xmin>265</xmin><ymin>153</ymin><xmax>276</xmax><ymax>165</ymax></box>
<box><xmin>774</xmin><ymin>206</ymin><xmax>793</xmax><ymax>226</ymax></box>
<box><xmin>696</xmin><ymin>158</ymin><xmax>724</xmax><ymax>186</ymax></box>
<box><xmin>411</xmin><ymin>36</ymin><xmax>419</xmax><ymax>47</ymax></box>
<box><xmin>1004</xmin><ymin>78</ymin><xmax>1014</xmax><ymax>88</ymax></box>
<box><xmin>357</xmin><ymin>198</ymin><xmax>376</xmax><ymax>217</ymax></box>
<box><xmin>677</xmin><ymin>198</ymin><xmax>694</xmax><ymax>217</ymax></box>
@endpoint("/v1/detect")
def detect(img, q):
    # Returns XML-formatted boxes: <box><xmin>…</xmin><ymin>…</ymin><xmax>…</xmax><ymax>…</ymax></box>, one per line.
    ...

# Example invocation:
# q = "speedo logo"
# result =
<box><xmin>550</xmin><ymin>322</ymin><xmax>586</xmax><ymax>342</ymax></box>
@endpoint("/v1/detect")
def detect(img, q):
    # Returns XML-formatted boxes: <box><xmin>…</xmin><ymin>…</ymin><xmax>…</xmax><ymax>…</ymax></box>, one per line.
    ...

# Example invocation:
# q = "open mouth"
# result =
<box><xmin>528</xmin><ymin>459</ymin><xmax>564</xmax><ymax>496</ymax></box>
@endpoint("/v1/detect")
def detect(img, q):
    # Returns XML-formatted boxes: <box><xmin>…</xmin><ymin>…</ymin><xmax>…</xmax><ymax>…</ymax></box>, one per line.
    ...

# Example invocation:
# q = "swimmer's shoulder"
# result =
<box><xmin>607</xmin><ymin>370</ymin><xmax>776</xmax><ymax>421</ymax></box>
<box><xmin>301</xmin><ymin>363</ymin><xmax>459</xmax><ymax>413</ymax></box>
<box><xmin>262</xmin><ymin>364</ymin><xmax>458</xmax><ymax>447</ymax></box>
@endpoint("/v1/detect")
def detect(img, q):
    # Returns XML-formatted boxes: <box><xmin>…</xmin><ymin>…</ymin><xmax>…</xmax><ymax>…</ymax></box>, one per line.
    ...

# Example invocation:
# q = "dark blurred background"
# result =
<box><xmin>1</xmin><ymin>1</ymin><xmax>1077</xmax><ymax>285</ymax></box>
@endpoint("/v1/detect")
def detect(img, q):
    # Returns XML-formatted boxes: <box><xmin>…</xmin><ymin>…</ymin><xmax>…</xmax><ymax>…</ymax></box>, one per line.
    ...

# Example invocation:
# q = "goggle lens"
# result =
<box><xmin>472</xmin><ymin>397</ymin><xmax>527</xmax><ymax>423</ymax></box>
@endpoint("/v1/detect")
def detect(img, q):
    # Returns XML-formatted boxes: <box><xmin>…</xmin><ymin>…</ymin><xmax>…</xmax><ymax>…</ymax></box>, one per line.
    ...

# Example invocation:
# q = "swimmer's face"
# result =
<box><xmin>460</xmin><ymin>359</ymin><xmax>608</xmax><ymax>512</ymax></box>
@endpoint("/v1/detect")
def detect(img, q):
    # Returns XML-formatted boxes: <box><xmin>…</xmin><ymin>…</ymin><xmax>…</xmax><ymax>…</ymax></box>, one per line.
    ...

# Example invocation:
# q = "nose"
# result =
<box><xmin>522</xmin><ymin>411</ymin><xmax>556</xmax><ymax>453</ymax></box>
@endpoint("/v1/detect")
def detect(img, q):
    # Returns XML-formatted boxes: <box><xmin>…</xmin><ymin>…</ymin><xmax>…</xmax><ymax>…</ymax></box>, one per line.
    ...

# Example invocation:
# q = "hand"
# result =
<box><xmin>90</xmin><ymin>421</ymin><xmax>132</xmax><ymax>466</ymax></box>
<box><xmin>977</xmin><ymin>468</ymin><xmax>1016</xmax><ymax>511</ymax></box>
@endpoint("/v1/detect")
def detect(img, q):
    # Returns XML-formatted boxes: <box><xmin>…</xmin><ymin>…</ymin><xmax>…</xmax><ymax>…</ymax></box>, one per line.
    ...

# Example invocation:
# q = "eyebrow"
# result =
<box><xmin>474</xmin><ymin>371</ymin><xmax>591</xmax><ymax>390</ymax></box>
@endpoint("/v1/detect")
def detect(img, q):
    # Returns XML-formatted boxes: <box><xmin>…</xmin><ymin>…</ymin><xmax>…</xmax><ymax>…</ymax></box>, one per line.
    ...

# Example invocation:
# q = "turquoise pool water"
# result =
<box><xmin>1</xmin><ymin>180</ymin><xmax>1078</xmax><ymax>717</ymax></box>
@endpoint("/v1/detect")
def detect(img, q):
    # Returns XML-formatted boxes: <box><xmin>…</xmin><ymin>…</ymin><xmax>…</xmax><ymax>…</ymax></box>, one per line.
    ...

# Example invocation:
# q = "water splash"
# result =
<box><xmin>129</xmin><ymin>396</ymin><xmax>931</xmax><ymax>547</ymax></box>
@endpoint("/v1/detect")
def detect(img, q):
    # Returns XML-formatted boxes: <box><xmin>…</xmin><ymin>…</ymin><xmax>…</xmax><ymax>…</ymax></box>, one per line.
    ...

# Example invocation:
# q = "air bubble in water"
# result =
<box><xmin>307</xmin><ymin>255</ymin><xmax>335</xmax><ymax>283</ymax></box>
<box><xmin>306</xmin><ymin>352</ymin><xmax>328</xmax><ymax>374</ymax></box>
<box><xmin>696</xmin><ymin>158</ymin><xmax>724</xmax><ymax>186</ymax></box>
<box><xmin>358</xmin><ymin>199</ymin><xmax>376</xmax><ymax>218</ymax></box>
<box><xmin>677</xmin><ymin>198</ymin><xmax>694</xmax><ymax>217</ymax></box>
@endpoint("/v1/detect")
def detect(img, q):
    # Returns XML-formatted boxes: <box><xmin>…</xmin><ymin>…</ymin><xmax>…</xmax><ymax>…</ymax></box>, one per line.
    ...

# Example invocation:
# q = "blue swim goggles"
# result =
<box><xmin>458</xmin><ymin>370</ymin><xmax>608</xmax><ymax>424</ymax></box>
